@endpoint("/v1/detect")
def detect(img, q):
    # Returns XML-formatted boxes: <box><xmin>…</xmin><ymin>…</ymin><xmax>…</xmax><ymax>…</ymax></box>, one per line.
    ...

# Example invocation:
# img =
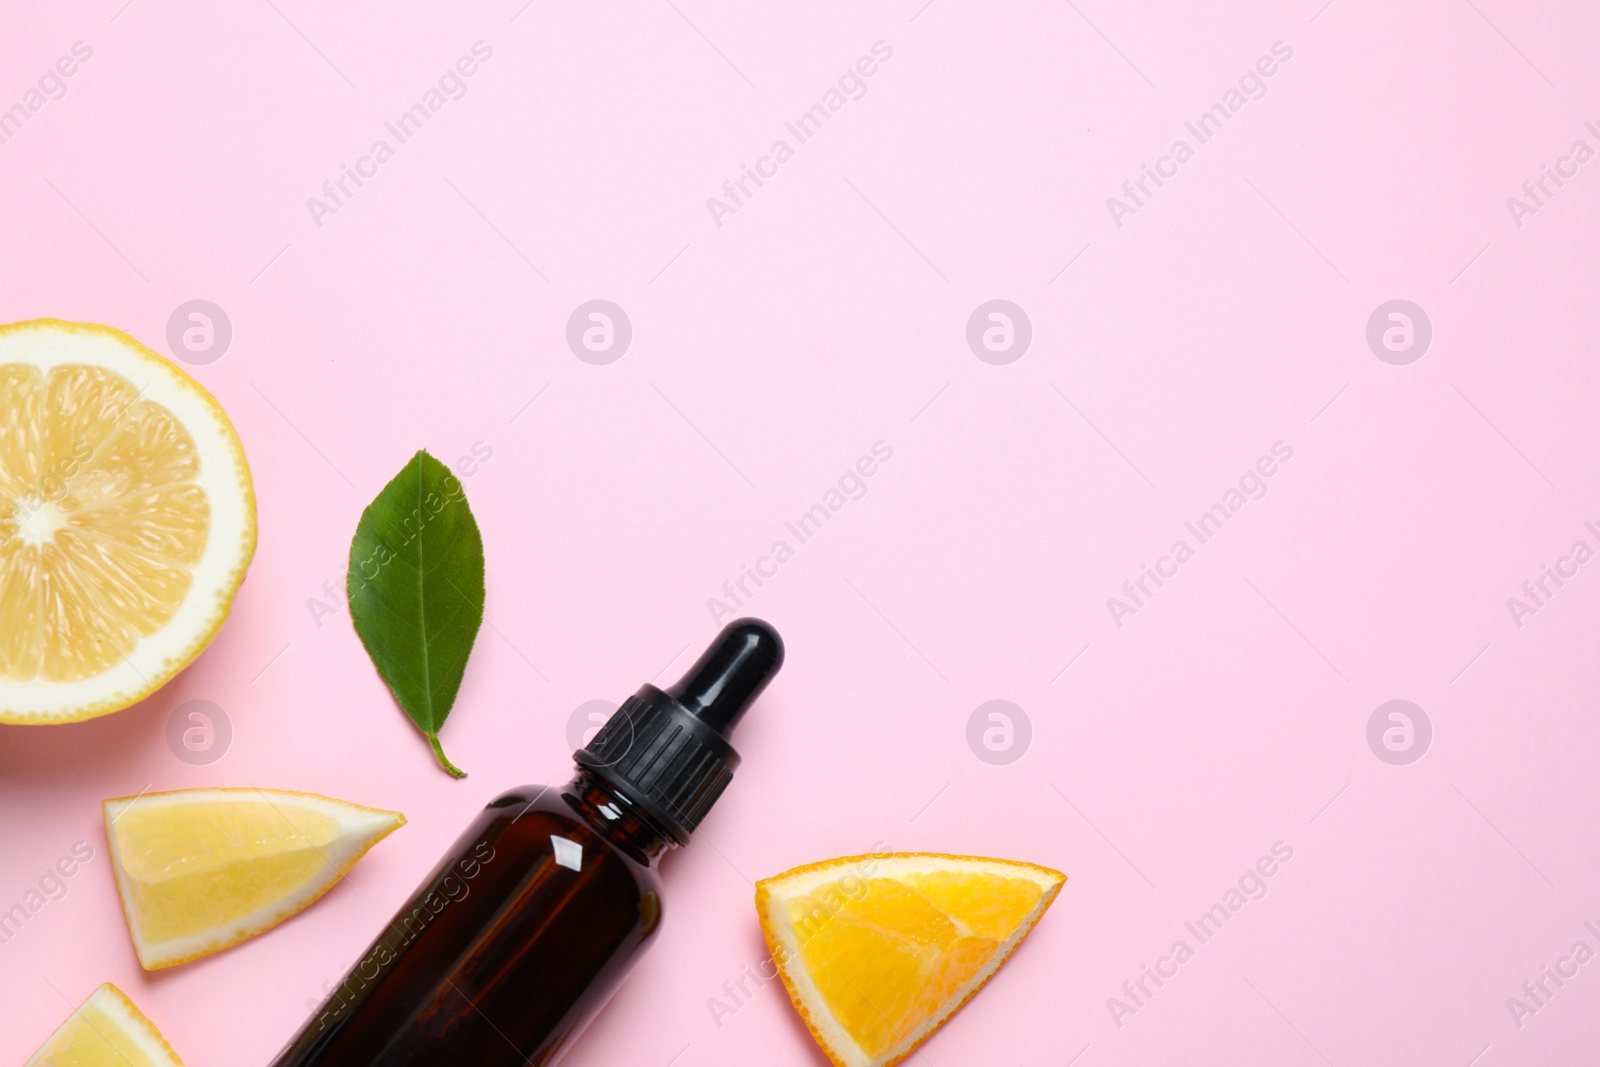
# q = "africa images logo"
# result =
<box><xmin>306</xmin><ymin>42</ymin><xmax>495</xmax><ymax>229</ymax></box>
<box><xmin>1105</xmin><ymin>41</ymin><xmax>1294</xmax><ymax>228</ymax></box>
<box><xmin>1106</xmin><ymin>442</ymin><xmax>1294</xmax><ymax>627</ymax></box>
<box><xmin>705</xmin><ymin>41</ymin><xmax>894</xmax><ymax>228</ymax></box>
<box><xmin>0</xmin><ymin>41</ymin><xmax>94</xmax><ymax>148</ymax></box>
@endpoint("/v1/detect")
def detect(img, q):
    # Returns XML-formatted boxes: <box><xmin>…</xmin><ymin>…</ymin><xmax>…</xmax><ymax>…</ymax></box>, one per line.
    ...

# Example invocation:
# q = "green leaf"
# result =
<box><xmin>347</xmin><ymin>450</ymin><xmax>485</xmax><ymax>778</ymax></box>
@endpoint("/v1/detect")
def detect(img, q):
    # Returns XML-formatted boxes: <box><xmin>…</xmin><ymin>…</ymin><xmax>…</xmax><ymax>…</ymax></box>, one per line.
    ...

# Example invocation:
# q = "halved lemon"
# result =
<box><xmin>0</xmin><ymin>319</ymin><xmax>255</xmax><ymax>724</ymax></box>
<box><xmin>756</xmin><ymin>852</ymin><xmax>1065</xmax><ymax>1067</ymax></box>
<box><xmin>24</xmin><ymin>982</ymin><xmax>185</xmax><ymax>1067</ymax></box>
<box><xmin>104</xmin><ymin>788</ymin><xmax>405</xmax><ymax>970</ymax></box>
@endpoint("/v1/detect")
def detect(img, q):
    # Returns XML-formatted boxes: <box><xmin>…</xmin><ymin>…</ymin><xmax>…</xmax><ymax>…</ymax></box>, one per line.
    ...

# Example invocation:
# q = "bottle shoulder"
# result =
<box><xmin>485</xmin><ymin>784</ymin><xmax>566</xmax><ymax>816</ymax></box>
<box><xmin>481</xmin><ymin>784</ymin><xmax>663</xmax><ymax>888</ymax></box>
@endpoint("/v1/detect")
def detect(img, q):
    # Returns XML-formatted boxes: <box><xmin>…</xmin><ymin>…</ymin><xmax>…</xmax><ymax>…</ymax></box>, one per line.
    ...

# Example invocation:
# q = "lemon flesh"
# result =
<box><xmin>23</xmin><ymin>983</ymin><xmax>185</xmax><ymax>1067</ymax></box>
<box><xmin>105</xmin><ymin>789</ymin><xmax>404</xmax><ymax>970</ymax></box>
<box><xmin>0</xmin><ymin>320</ymin><xmax>255</xmax><ymax>723</ymax></box>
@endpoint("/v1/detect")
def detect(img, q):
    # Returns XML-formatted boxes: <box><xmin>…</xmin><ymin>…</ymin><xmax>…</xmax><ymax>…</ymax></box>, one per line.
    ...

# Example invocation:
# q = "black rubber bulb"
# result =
<box><xmin>666</xmin><ymin>618</ymin><xmax>784</xmax><ymax>736</ymax></box>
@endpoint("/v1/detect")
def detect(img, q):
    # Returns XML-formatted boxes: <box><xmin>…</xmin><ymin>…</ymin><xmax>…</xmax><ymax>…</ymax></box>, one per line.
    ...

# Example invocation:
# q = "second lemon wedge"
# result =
<box><xmin>104</xmin><ymin>787</ymin><xmax>404</xmax><ymax>970</ymax></box>
<box><xmin>23</xmin><ymin>982</ymin><xmax>184</xmax><ymax>1067</ymax></box>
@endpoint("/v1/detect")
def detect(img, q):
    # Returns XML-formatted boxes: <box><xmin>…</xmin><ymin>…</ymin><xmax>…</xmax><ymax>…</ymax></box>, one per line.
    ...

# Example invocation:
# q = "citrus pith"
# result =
<box><xmin>0</xmin><ymin>319</ymin><xmax>255</xmax><ymax>724</ymax></box>
<box><xmin>756</xmin><ymin>852</ymin><xmax>1065</xmax><ymax>1067</ymax></box>
<box><xmin>104</xmin><ymin>787</ymin><xmax>404</xmax><ymax>970</ymax></box>
<box><xmin>23</xmin><ymin>982</ymin><xmax>185</xmax><ymax>1067</ymax></box>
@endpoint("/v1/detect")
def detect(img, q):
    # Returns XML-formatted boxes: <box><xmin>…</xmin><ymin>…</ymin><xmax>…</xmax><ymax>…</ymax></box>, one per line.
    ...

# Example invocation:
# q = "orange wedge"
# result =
<box><xmin>756</xmin><ymin>852</ymin><xmax>1064</xmax><ymax>1067</ymax></box>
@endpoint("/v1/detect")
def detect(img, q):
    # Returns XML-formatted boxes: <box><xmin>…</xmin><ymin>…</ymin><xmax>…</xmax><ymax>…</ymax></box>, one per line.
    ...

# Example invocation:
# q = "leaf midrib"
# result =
<box><xmin>413</xmin><ymin>453</ymin><xmax>436</xmax><ymax>733</ymax></box>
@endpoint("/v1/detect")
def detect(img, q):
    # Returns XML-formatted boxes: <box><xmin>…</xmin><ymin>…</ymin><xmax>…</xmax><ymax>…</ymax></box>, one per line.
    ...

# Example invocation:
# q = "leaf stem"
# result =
<box><xmin>429</xmin><ymin>733</ymin><xmax>467</xmax><ymax>778</ymax></box>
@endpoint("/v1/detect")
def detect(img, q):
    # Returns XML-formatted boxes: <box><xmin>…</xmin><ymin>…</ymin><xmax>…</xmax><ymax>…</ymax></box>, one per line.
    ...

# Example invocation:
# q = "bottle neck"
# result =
<box><xmin>562</xmin><ymin>768</ymin><xmax>677</xmax><ymax>867</ymax></box>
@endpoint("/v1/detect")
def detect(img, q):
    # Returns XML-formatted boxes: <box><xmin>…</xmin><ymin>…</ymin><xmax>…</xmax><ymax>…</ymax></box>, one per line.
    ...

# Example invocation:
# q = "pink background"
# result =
<box><xmin>3</xmin><ymin>1</ymin><xmax>1599</xmax><ymax>1064</ymax></box>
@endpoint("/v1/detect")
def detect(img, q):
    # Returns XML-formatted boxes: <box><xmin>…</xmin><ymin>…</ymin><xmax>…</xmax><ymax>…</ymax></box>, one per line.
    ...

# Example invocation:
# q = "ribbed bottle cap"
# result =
<box><xmin>574</xmin><ymin>619</ymin><xmax>783</xmax><ymax>844</ymax></box>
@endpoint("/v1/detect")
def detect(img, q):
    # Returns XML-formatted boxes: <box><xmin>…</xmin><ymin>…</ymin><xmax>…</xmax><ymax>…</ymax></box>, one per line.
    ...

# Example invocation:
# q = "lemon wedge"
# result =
<box><xmin>0</xmin><ymin>319</ymin><xmax>255</xmax><ymax>724</ymax></box>
<box><xmin>104</xmin><ymin>788</ymin><xmax>404</xmax><ymax>970</ymax></box>
<box><xmin>23</xmin><ymin>982</ymin><xmax>185</xmax><ymax>1067</ymax></box>
<box><xmin>756</xmin><ymin>852</ymin><xmax>1064</xmax><ymax>1067</ymax></box>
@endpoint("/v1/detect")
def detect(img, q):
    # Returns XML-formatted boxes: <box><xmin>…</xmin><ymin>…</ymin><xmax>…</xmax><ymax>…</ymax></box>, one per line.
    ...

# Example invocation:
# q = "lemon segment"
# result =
<box><xmin>23</xmin><ymin>982</ymin><xmax>185</xmax><ymax>1067</ymax></box>
<box><xmin>0</xmin><ymin>320</ymin><xmax>255</xmax><ymax>724</ymax></box>
<box><xmin>757</xmin><ymin>853</ymin><xmax>1064</xmax><ymax>1067</ymax></box>
<box><xmin>104</xmin><ymin>788</ymin><xmax>405</xmax><ymax>970</ymax></box>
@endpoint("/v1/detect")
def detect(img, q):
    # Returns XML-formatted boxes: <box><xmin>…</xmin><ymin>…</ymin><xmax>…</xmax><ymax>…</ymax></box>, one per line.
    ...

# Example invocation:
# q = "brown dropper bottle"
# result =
<box><xmin>268</xmin><ymin>618</ymin><xmax>784</xmax><ymax>1067</ymax></box>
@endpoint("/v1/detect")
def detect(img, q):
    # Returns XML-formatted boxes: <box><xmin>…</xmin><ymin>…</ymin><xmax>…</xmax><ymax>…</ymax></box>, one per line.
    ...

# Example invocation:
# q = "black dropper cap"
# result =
<box><xmin>574</xmin><ymin>619</ymin><xmax>784</xmax><ymax>845</ymax></box>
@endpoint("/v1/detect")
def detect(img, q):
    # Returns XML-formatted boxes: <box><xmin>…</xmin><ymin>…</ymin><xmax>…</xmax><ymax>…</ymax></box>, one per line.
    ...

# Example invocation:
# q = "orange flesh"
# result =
<box><xmin>788</xmin><ymin>872</ymin><xmax>1043</xmax><ymax>1059</ymax></box>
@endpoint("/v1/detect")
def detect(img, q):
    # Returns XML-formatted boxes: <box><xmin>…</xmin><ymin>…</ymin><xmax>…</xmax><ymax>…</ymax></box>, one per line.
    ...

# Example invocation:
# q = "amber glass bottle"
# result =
<box><xmin>269</xmin><ymin>619</ymin><xmax>783</xmax><ymax>1067</ymax></box>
